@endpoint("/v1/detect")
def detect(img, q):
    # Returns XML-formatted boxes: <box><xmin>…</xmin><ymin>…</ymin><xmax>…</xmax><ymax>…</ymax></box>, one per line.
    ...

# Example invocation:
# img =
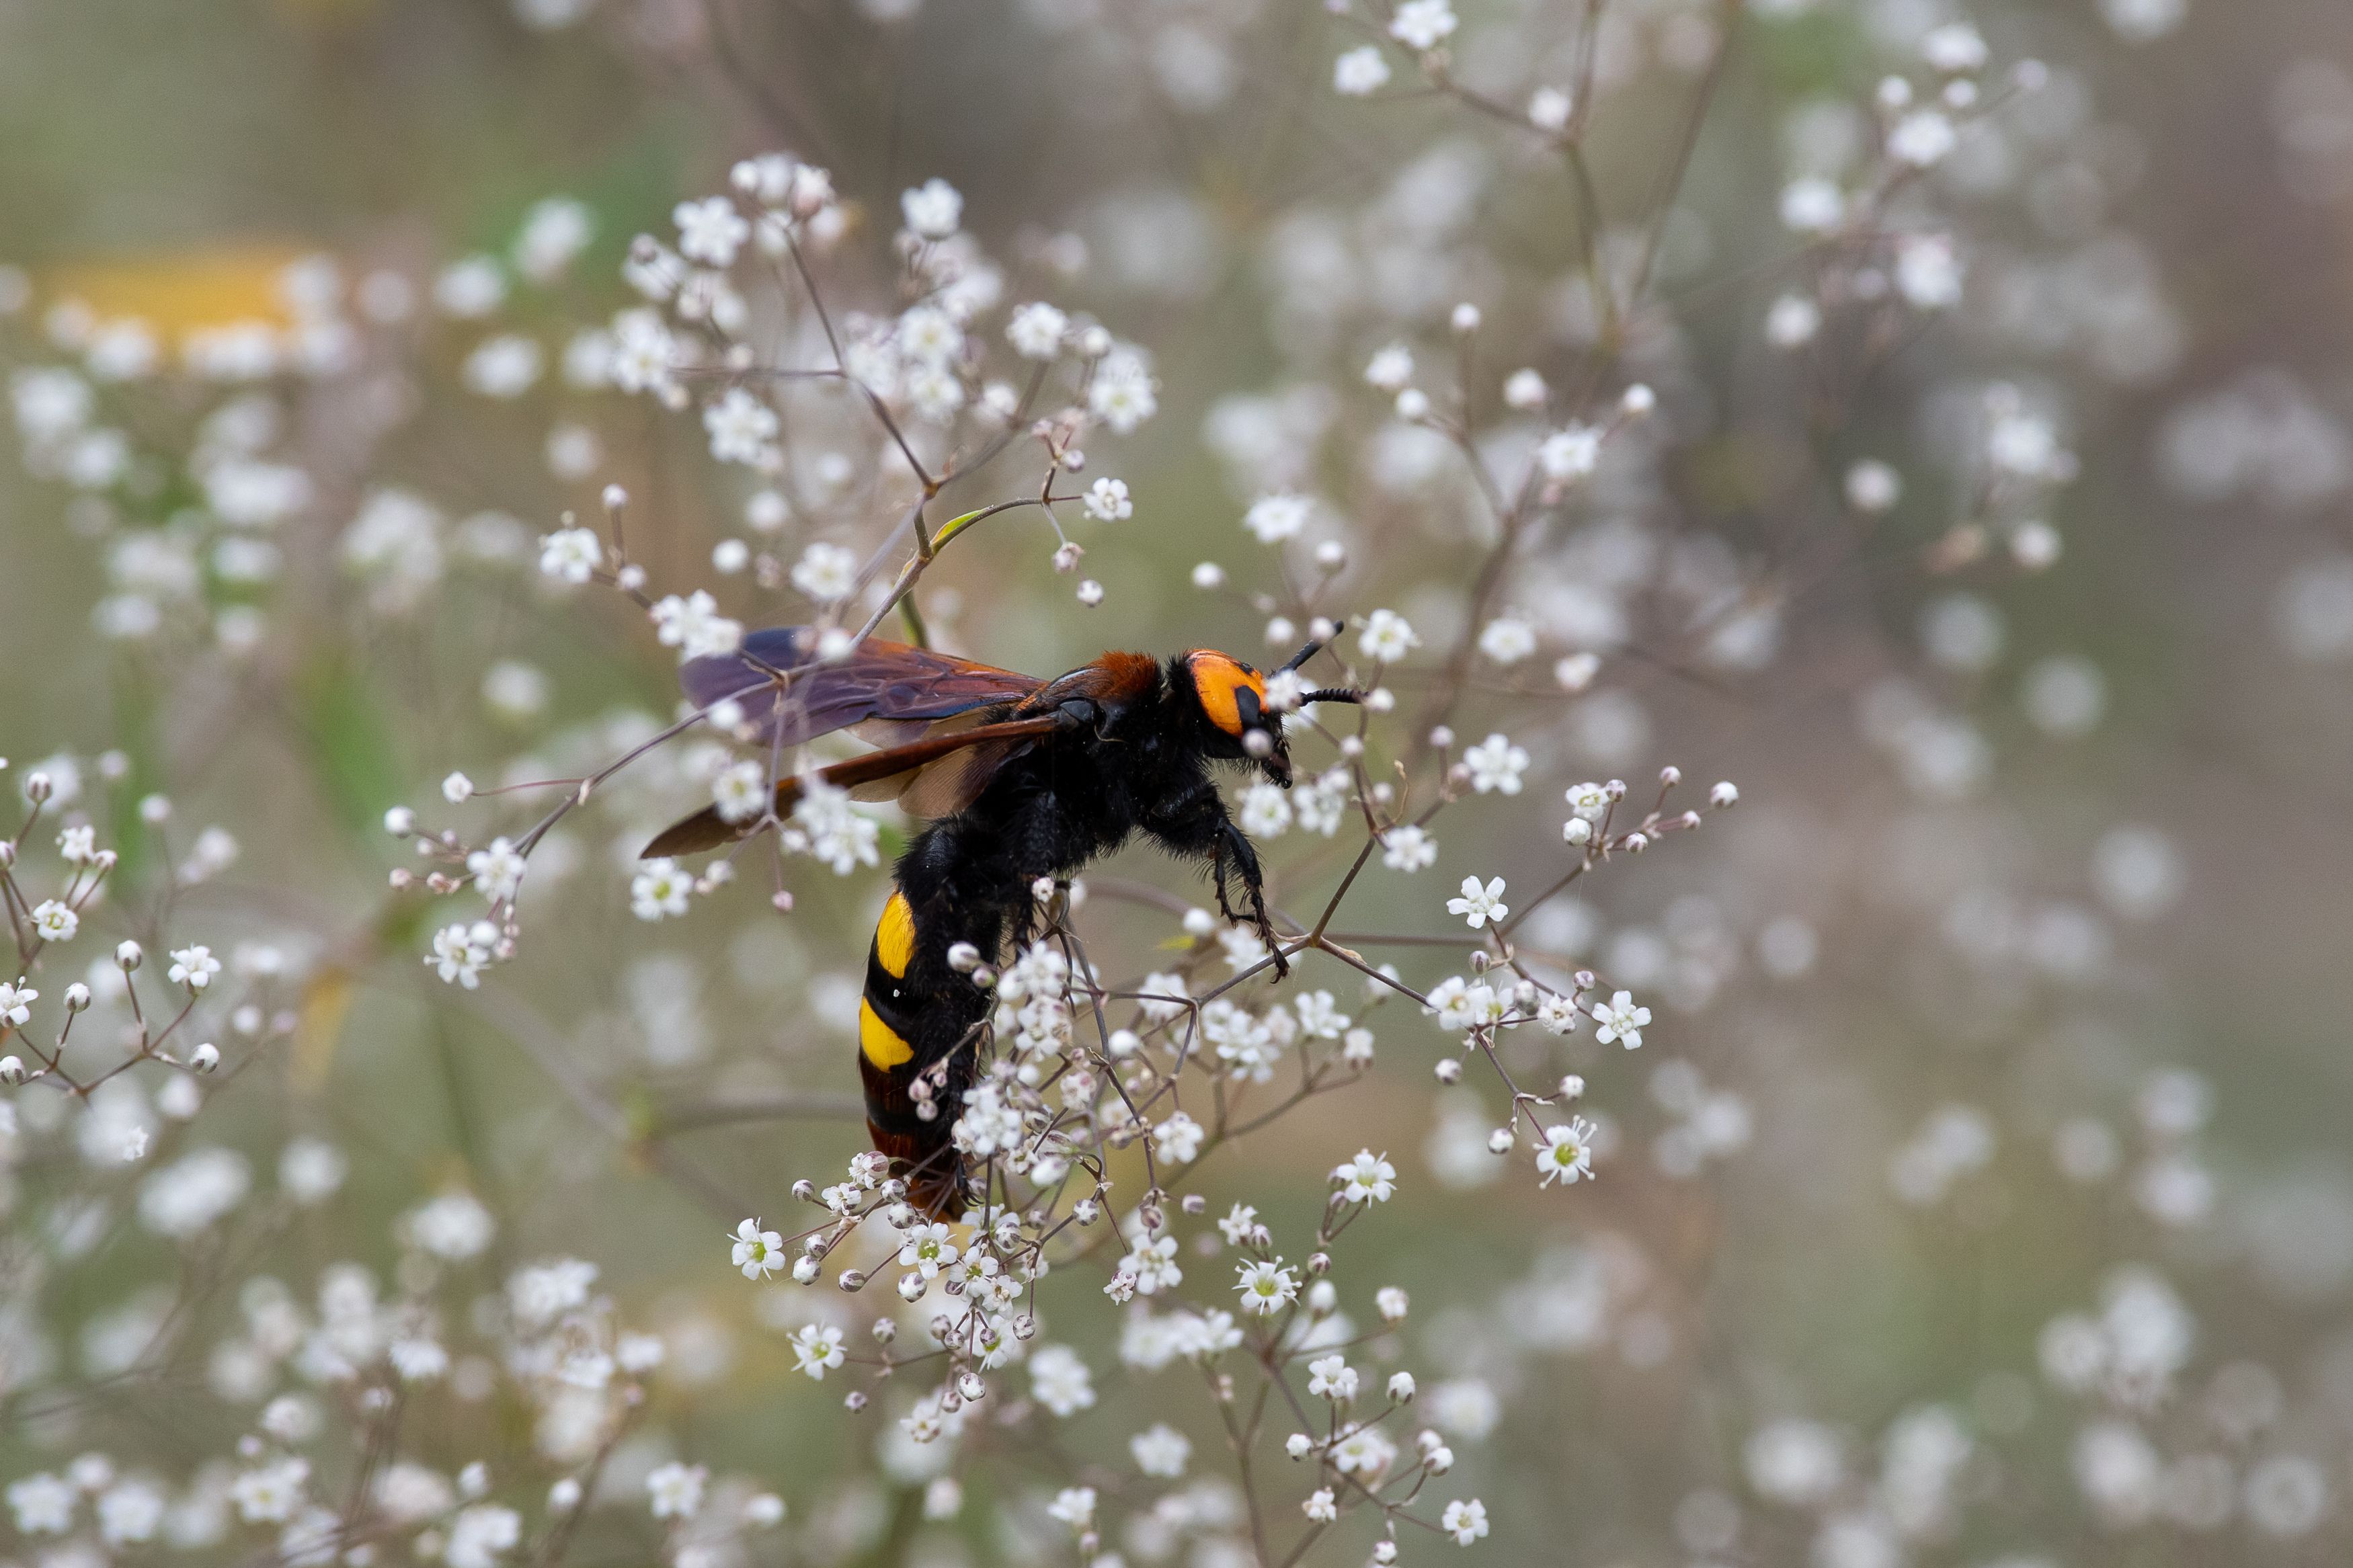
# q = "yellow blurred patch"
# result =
<box><xmin>290</xmin><ymin>967</ymin><xmax>354</xmax><ymax>1094</ymax></box>
<box><xmin>46</xmin><ymin>245</ymin><xmax>311</xmax><ymax>337</ymax></box>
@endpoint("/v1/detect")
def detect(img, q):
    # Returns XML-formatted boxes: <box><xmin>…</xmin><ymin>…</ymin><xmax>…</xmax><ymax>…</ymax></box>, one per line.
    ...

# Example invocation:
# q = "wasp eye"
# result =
<box><xmin>1242</xmin><ymin>729</ymin><xmax>1273</xmax><ymax>758</ymax></box>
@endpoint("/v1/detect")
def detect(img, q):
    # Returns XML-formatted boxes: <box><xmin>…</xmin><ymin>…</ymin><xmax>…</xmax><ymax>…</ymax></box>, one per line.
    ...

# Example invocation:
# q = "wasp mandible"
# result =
<box><xmin>643</xmin><ymin>628</ymin><xmax>1359</xmax><ymax>1217</ymax></box>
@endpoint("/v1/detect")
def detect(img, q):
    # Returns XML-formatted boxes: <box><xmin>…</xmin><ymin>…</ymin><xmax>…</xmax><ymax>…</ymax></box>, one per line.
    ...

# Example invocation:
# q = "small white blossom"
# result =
<box><xmin>1441</xmin><ymin>1497</ymin><xmax>1489</xmax><ymax>1544</ymax></box>
<box><xmin>1007</xmin><ymin>301</ymin><xmax>1068</xmax><ymax>359</ymax></box>
<box><xmin>631</xmin><ymin>858</ymin><xmax>694</xmax><ymax>921</ymax></box>
<box><xmin>538</xmin><ymin>526</ymin><xmax>601</xmax><ymax>583</ymax></box>
<box><xmin>791</xmin><ymin>542</ymin><xmax>859</xmax><ymax>604</ymax></box>
<box><xmin>674</xmin><ymin>197</ymin><xmax>750</xmax><ymax>267</ymax></box>
<box><xmin>1131</xmin><ymin>1423</ymin><xmax>1192</xmax><ymax>1478</ymax></box>
<box><xmin>900</xmin><ymin>178</ymin><xmax>963</xmax><ymax>239</ymax></box>
<box><xmin>731</xmin><ymin>1217</ymin><xmax>784</xmax><ymax>1280</ymax></box>
<box><xmin>650</xmin><ymin>591</ymin><xmax>743</xmax><ymax>661</ymax></box>
<box><xmin>1462</xmin><ymin>733</ymin><xmax>1529</xmax><ymax>794</ymax></box>
<box><xmin>1478</xmin><ymin>617</ymin><xmax>1537</xmax><ymax>665</ymax></box>
<box><xmin>1334</xmin><ymin>46</ymin><xmax>1392</xmax><ymax>95</ymax></box>
<box><xmin>1154</xmin><ymin>1110</ymin><xmax>1207</xmax><ymax>1163</ymax></box>
<box><xmin>1538</xmin><ymin>424</ymin><xmax>1603</xmax><ymax>481</ymax></box>
<box><xmin>1389</xmin><ymin>0</ymin><xmax>1458</xmax><ymax>50</ymax></box>
<box><xmin>467</xmin><ymin>838</ymin><xmax>526</xmax><ymax>902</ymax></box>
<box><xmin>1537</xmin><ymin>1118</ymin><xmax>1597</xmax><ymax>1186</ymax></box>
<box><xmin>1235</xmin><ymin>1257</ymin><xmax>1300</xmax><ymax>1315</ymax></box>
<box><xmin>789</xmin><ymin>1323</ymin><xmax>846</xmax><ymax>1379</ymax></box>
<box><xmin>1333</xmin><ymin>1149</ymin><xmax>1398</xmax><ymax>1203</ymax></box>
<box><xmin>1591</xmin><ymin>989</ymin><xmax>1650</xmax><ymax>1048</ymax></box>
<box><xmin>646</xmin><ymin>1461</ymin><xmax>708</xmax><ymax>1520</ymax></box>
<box><xmin>1083</xmin><ymin>477</ymin><xmax>1133</xmax><ymax>522</ymax></box>
<box><xmin>1447</xmin><ymin>876</ymin><xmax>1508</xmax><ymax>930</ymax></box>
<box><xmin>1359</xmin><ymin>608</ymin><xmax>1420</xmax><ymax>663</ymax></box>
<box><xmin>31</xmin><ymin>900</ymin><xmax>78</xmax><ymax>944</ymax></box>
<box><xmin>1244</xmin><ymin>493</ymin><xmax>1313</xmax><ymax>543</ymax></box>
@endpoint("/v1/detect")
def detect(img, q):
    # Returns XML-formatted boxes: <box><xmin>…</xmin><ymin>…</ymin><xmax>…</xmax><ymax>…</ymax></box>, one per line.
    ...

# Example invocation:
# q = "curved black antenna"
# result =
<box><xmin>1278</xmin><ymin>634</ymin><xmax>1330</xmax><ymax>674</ymax></box>
<box><xmin>1302</xmin><ymin>688</ymin><xmax>1363</xmax><ymax>705</ymax></box>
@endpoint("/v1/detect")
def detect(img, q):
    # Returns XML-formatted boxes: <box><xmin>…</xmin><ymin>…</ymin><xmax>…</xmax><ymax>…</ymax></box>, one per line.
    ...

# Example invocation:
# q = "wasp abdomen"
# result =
<box><xmin>857</xmin><ymin>886</ymin><xmax>974</xmax><ymax>1219</ymax></box>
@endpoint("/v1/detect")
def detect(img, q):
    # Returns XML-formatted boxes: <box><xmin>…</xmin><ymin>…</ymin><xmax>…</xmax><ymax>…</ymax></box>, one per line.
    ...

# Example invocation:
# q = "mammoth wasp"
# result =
<box><xmin>643</xmin><ymin>628</ymin><xmax>1359</xmax><ymax>1218</ymax></box>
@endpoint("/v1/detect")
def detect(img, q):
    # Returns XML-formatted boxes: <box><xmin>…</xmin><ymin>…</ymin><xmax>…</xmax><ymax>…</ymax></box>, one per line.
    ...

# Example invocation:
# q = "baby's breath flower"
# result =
<box><xmin>1334</xmin><ymin>46</ymin><xmax>1392</xmax><ymax>96</ymax></box>
<box><xmin>789</xmin><ymin>1323</ymin><xmax>845</xmax><ymax>1378</ymax></box>
<box><xmin>1591</xmin><ymin>990</ymin><xmax>1650</xmax><ymax>1049</ymax></box>
<box><xmin>1235</xmin><ymin>1257</ymin><xmax>1300</xmax><ymax>1315</ymax></box>
<box><xmin>1446</xmin><ymin>876</ymin><xmax>1508</xmax><ymax>930</ymax></box>
<box><xmin>732</xmin><ymin>1217</ymin><xmax>784</xmax><ymax>1280</ymax></box>
<box><xmin>30</xmin><ymin>901</ymin><xmax>78</xmax><ymax>944</ymax></box>
<box><xmin>1389</xmin><ymin>0</ymin><xmax>1458</xmax><ymax>50</ymax></box>
<box><xmin>1537</xmin><ymin>1118</ymin><xmax>1597</xmax><ymax>1187</ymax></box>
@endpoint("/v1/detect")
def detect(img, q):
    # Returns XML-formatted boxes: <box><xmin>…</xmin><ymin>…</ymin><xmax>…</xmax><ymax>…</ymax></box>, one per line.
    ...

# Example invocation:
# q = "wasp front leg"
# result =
<box><xmin>1157</xmin><ymin>781</ymin><xmax>1289</xmax><ymax>978</ymax></box>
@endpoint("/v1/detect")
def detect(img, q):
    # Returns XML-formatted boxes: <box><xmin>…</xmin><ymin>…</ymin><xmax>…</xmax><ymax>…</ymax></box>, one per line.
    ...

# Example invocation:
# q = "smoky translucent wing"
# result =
<box><xmin>680</xmin><ymin>626</ymin><xmax>1045</xmax><ymax>749</ymax></box>
<box><xmin>641</xmin><ymin>712</ymin><xmax>1069</xmax><ymax>858</ymax></box>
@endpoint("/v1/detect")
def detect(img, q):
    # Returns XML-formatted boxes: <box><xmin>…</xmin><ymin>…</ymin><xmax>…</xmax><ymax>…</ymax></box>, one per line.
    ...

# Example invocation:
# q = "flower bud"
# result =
<box><xmin>1710</xmin><ymin>780</ymin><xmax>1739</xmax><ymax>808</ymax></box>
<box><xmin>898</xmin><ymin>1271</ymin><xmax>928</xmax><ymax>1302</ymax></box>
<box><xmin>384</xmin><ymin>806</ymin><xmax>415</xmax><ymax>835</ymax></box>
<box><xmin>141</xmin><ymin>794</ymin><xmax>171</xmax><ymax>824</ymax></box>
<box><xmin>1286</xmin><ymin>1434</ymin><xmax>1312</xmax><ymax>1459</ymax></box>
<box><xmin>1658</xmin><ymin>766</ymin><xmax>1681</xmax><ymax>788</ymax></box>
<box><xmin>1433</xmin><ymin>1059</ymin><xmax>1462</xmax><ymax>1084</ymax></box>
<box><xmin>957</xmin><ymin>1371</ymin><xmax>986</xmax><ymax>1401</ymax></box>
<box><xmin>601</xmin><ymin>483</ymin><xmax>629</xmax><ymax>512</ymax></box>
<box><xmin>843</xmin><ymin>1390</ymin><xmax>867</xmax><ymax>1411</ymax></box>
<box><xmin>1450</xmin><ymin>302</ymin><xmax>1481</xmax><ymax>333</ymax></box>
<box><xmin>1389</xmin><ymin>1371</ymin><xmax>1417</xmax><ymax>1401</ymax></box>
<box><xmin>1559</xmin><ymin>1073</ymin><xmax>1585</xmax><ymax>1101</ymax></box>
<box><xmin>64</xmin><ymin>983</ymin><xmax>90</xmax><ymax>1012</ymax></box>
<box><xmin>1486</xmin><ymin>1128</ymin><xmax>1513</xmax><ymax>1155</ymax></box>
<box><xmin>24</xmin><ymin>772</ymin><xmax>53</xmax><ymax>804</ymax></box>
<box><xmin>191</xmin><ymin>1042</ymin><xmax>221</xmax><ymax>1073</ymax></box>
<box><xmin>116</xmin><ymin>940</ymin><xmax>143</xmax><ymax>971</ymax></box>
<box><xmin>0</xmin><ymin>1057</ymin><xmax>24</xmax><ymax>1085</ymax></box>
<box><xmin>836</xmin><ymin>1268</ymin><xmax>866</xmax><ymax>1291</ymax></box>
<box><xmin>791</xmin><ymin>1255</ymin><xmax>820</xmax><ymax>1284</ymax></box>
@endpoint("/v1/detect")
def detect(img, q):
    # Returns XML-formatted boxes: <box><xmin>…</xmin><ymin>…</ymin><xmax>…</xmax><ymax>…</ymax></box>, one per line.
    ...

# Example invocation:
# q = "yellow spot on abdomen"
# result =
<box><xmin>875</xmin><ymin>891</ymin><xmax>916</xmax><ymax>979</ymax></box>
<box><xmin>859</xmin><ymin>997</ymin><xmax>914</xmax><ymax>1069</ymax></box>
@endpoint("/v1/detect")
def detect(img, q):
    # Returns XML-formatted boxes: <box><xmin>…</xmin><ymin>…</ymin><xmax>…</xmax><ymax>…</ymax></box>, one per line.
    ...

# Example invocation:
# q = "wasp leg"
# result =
<box><xmin>1148</xmin><ymin>780</ymin><xmax>1288</xmax><ymax>979</ymax></box>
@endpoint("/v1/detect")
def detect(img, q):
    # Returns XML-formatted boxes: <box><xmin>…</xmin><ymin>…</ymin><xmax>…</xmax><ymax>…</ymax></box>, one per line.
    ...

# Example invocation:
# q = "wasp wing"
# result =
<box><xmin>682</xmin><ymin>627</ymin><xmax>1045</xmax><ymax>749</ymax></box>
<box><xmin>641</xmin><ymin>712</ymin><xmax>1068</xmax><ymax>858</ymax></box>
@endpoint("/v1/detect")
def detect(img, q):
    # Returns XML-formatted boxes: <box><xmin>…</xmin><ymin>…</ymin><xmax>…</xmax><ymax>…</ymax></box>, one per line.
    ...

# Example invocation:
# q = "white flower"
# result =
<box><xmin>1462</xmin><ymin>733</ymin><xmax>1529</xmax><ymax>794</ymax></box>
<box><xmin>1239</xmin><ymin>781</ymin><xmax>1292</xmax><ymax>837</ymax></box>
<box><xmin>1538</xmin><ymin>424</ymin><xmax>1603</xmax><ymax>481</ymax></box>
<box><xmin>1564</xmin><ymin>780</ymin><xmax>1611</xmax><ymax>819</ymax></box>
<box><xmin>674</xmin><ymin>196</ymin><xmax>749</xmax><ymax>267</ymax></box>
<box><xmin>731</xmin><ymin>1216</ymin><xmax>784</xmax><ymax>1279</ymax></box>
<box><xmin>31</xmin><ymin>900</ymin><xmax>78</xmax><ymax>944</ymax></box>
<box><xmin>1536</xmin><ymin>992</ymin><xmax>1580</xmax><ymax>1034</ymax></box>
<box><xmin>1333</xmin><ymin>45</ymin><xmax>1392</xmax><ymax>95</ymax></box>
<box><xmin>1083</xmin><ymin>477</ymin><xmax>1133</xmax><ymax>522</ymax></box>
<box><xmin>1153</xmin><ymin>1110</ymin><xmax>1206</xmax><ymax>1163</ymax></box>
<box><xmin>1767</xmin><ymin>293</ymin><xmax>1822</xmax><ymax>347</ymax></box>
<box><xmin>1235</xmin><ymin>1257</ymin><xmax>1300</xmax><ymax>1315</ymax></box>
<box><xmin>1295</xmin><ymin>990</ymin><xmax>1349</xmax><ymax>1038</ymax></box>
<box><xmin>1537</xmin><ymin>1118</ymin><xmax>1597</xmax><ymax>1186</ymax></box>
<box><xmin>1031</xmin><ymin>1343</ymin><xmax>1096</xmax><ymax>1415</ymax></box>
<box><xmin>1046</xmin><ymin>1485</ymin><xmax>1095</xmax><ymax>1529</ymax></box>
<box><xmin>1441</xmin><ymin>1497</ymin><xmax>1489</xmax><ymax>1544</ymax></box>
<box><xmin>463</xmin><ymin>837</ymin><xmax>527</xmax><ymax>903</ymax></box>
<box><xmin>711</xmin><ymin>760</ymin><xmax>767</xmax><ymax>824</ymax></box>
<box><xmin>1363</xmin><ymin>344</ymin><xmax>1414</xmax><ymax>392</ymax></box>
<box><xmin>1779</xmin><ymin>177</ymin><xmax>1845</xmax><ymax>233</ymax></box>
<box><xmin>1382</xmin><ymin>824</ymin><xmax>1437</xmax><ymax>872</ymax></box>
<box><xmin>1895</xmin><ymin>233</ymin><xmax>1964</xmax><ymax>310</ymax></box>
<box><xmin>1131</xmin><ymin>1423</ymin><xmax>1192</xmax><ymax>1478</ymax></box>
<box><xmin>1478</xmin><ymin>617</ymin><xmax>1536</xmax><ymax>665</ymax></box>
<box><xmin>789</xmin><ymin>1323</ymin><xmax>846</xmax><ymax>1379</ymax></box>
<box><xmin>791</xmin><ymin>778</ymin><xmax>880</xmax><ymax>874</ymax></box>
<box><xmin>647</xmin><ymin>1460</ymin><xmax>709</xmax><ymax>1520</ymax></box>
<box><xmin>703</xmin><ymin>387</ymin><xmax>778</xmax><ymax>465</ymax></box>
<box><xmin>651</xmin><ymin>591</ymin><xmax>744</xmax><ymax>661</ymax></box>
<box><xmin>1333</xmin><ymin>1149</ymin><xmax>1397</xmax><ymax>1203</ymax></box>
<box><xmin>230</xmin><ymin>1456</ymin><xmax>310</xmax><ymax>1524</ymax></box>
<box><xmin>0</xmin><ymin>978</ymin><xmax>34</xmax><ymax>1029</ymax></box>
<box><xmin>1889</xmin><ymin>110</ymin><xmax>1958</xmax><ymax>167</ymax></box>
<box><xmin>900</xmin><ymin>177</ymin><xmax>963</xmax><ymax>239</ymax></box>
<box><xmin>7</xmin><ymin>1473</ymin><xmax>76</xmax><ymax>1534</ymax></box>
<box><xmin>1089</xmin><ymin>349</ymin><xmax>1158</xmax><ymax>431</ymax></box>
<box><xmin>446</xmin><ymin>1504</ymin><xmax>521</xmax><ymax>1568</ymax></box>
<box><xmin>1007</xmin><ymin>301</ymin><xmax>1068</xmax><ymax>359</ymax></box>
<box><xmin>428</xmin><ymin>920</ymin><xmax>499</xmax><ymax>988</ymax></box>
<box><xmin>1359</xmin><ymin>608</ymin><xmax>1420</xmax><ymax>663</ymax></box>
<box><xmin>1308</xmin><ymin>1354</ymin><xmax>1359</xmax><ymax>1400</ymax></box>
<box><xmin>57</xmin><ymin>824</ymin><xmax>97</xmax><ymax>863</ymax></box>
<box><xmin>1591</xmin><ymin>989</ymin><xmax>1650</xmax><ymax>1048</ymax></box>
<box><xmin>461</xmin><ymin>334</ymin><xmax>542</xmax><ymax>398</ymax></box>
<box><xmin>1389</xmin><ymin>0</ymin><xmax>1458</xmax><ymax>50</ymax></box>
<box><xmin>898</xmin><ymin>1221</ymin><xmax>960</xmax><ymax>1278</ymax></box>
<box><xmin>538</xmin><ymin>526</ymin><xmax>600</xmax><ymax>583</ymax></box>
<box><xmin>790</xmin><ymin>541</ymin><xmax>859</xmax><ymax>604</ymax></box>
<box><xmin>96</xmin><ymin>1479</ymin><xmax>165</xmax><ymax>1544</ymax></box>
<box><xmin>1244</xmin><ymin>493</ymin><xmax>1313</xmax><ymax>543</ymax></box>
<box><xmin>631</xmin><ymin>858</ymin><xmax>694</xmax><ymax>921</ymax></box>
<box><xmin>1447</xmin><ymin>876</ymin><xmax>1508</xmax><ymax>930</ymax></box>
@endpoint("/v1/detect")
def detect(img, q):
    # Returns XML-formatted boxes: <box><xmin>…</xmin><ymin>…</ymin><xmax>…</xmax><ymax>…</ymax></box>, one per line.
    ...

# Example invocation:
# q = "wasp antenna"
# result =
<box><xmin>1302</xmin><ymin>687</ymin><xmax>1363</xmax><ymax>705</ymax></box>
<box><xmin>1278</xmin><ymin>637</ymin><xmax>1327</xmax><ymax>675</ymax></box>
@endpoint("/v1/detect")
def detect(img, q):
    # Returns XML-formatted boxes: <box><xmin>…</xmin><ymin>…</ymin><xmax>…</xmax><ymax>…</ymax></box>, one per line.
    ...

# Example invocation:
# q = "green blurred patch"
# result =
<box><xmin>296</xmin><ymin>650</ymin><xmax>404</xmax><ymax>836</ymax></box>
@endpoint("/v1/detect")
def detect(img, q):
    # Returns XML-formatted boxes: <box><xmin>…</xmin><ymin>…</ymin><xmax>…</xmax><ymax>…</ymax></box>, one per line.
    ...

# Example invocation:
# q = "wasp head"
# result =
<box><xmin>1178</xmin><ymin>649</ymin><xmax>1294</xmax><ymax>786</ymax></box>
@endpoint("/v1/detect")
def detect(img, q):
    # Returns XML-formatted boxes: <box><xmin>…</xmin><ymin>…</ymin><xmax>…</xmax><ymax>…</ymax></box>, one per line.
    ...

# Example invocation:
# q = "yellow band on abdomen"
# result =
<box><xmin>875</xmin><ymin>891</ymin><xmax>916</xmax><ymax>979</ymax></box>
<box><xmin>858</xmin><ymin>996</ymin><xmax>914</xmax><ymax>1069</ymax></box>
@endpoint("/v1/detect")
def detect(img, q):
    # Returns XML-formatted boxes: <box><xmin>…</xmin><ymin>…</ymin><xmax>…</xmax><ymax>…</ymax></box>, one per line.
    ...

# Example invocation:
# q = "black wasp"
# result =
<box><xmin>643</xmin><ymin>628</ymin><xmax>1358</xmax><ymax>1217</ymax></box>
